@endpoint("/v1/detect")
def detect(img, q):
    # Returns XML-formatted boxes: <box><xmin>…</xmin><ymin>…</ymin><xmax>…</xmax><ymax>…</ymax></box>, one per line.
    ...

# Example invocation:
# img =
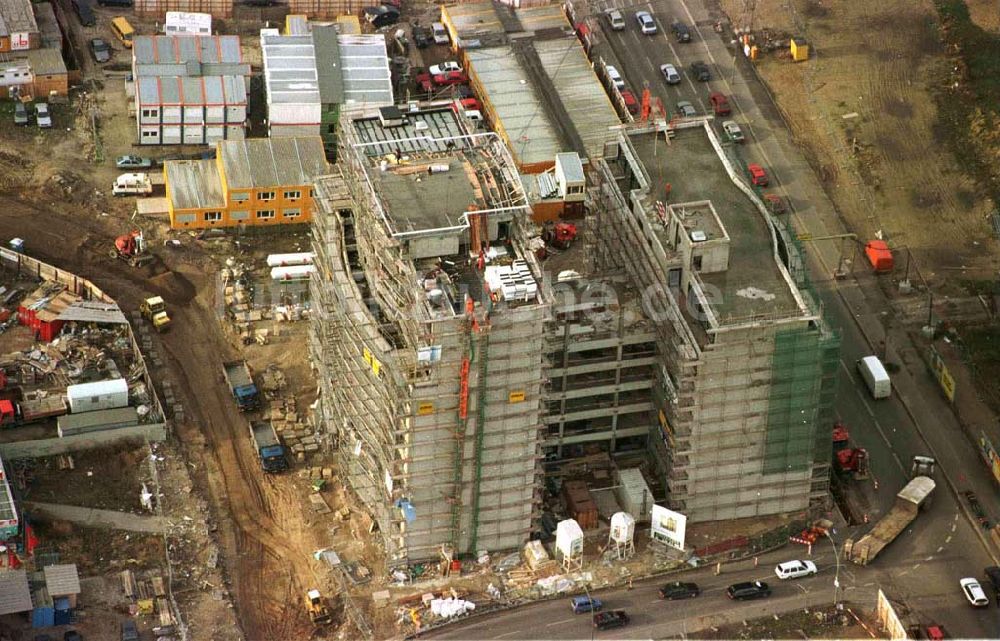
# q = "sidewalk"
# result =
<box><xmin>25</xmin><ymin>501</ymin><xmax>169</xmax><ymax>533</ymax></box>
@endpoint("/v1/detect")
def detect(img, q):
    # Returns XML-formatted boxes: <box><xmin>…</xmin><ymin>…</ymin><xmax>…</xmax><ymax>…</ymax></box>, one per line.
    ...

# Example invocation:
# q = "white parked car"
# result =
<box><xmin>635</xmin><ymin>10</ymin><xmax>657</xmax><ymax>34</ymax></box>
<box><xmin>429</xmin><ymin>61</ymin><xmax>462</xmax><ymax>76</ymax></box>
<box><xmin>774</xmin><ymin>560</ymin><xmax>818</xmax><ymax>580</ymax></box>
<box><xmin>722</xmin><ymin>120</ymin><xmax>745</xmax><ymax>143</ymax></box>
<box><xmin>605</xmin><ymin>8</ymin><xmax>625</xmax><ymax>30</ymax></box>
<box><xmin>960</xmin><ymin>577</ymin><xmax>989</xmax><ymax>607</ymax></box>
<box><xmin>34</xmin><ymin>102</ymin><xmax>52</xmax><ymax>128</ymax></box>
<box><xmin>432</xmin><ymin>22</ymin><xmax>449</xmax><ymax>45</ymax></box>
<box><xmin>605</xmin><ymin>65</ymin><xmax>625</xmax><ymax>90</ymax></box>
<box><xmin>660</xmin><ymin>63</ymin><xmax>680</xmax><ymax>84</ymax></box>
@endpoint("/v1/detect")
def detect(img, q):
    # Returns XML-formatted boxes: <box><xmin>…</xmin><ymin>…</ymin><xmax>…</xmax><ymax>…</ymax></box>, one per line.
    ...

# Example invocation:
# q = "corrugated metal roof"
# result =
<box><xmin>43</xmin><ymin>565</ymin><xmax>80</xmax><ymax>596</ymax></box>
<box><xmin>26</xmin><ymin>48</ymin><xmax>66</xmax><ymax>76</ymax></box>
<box><xmin>466</xmin><ymin>46</ymin><xmax>559</xmax><ymax>166</ymax></box>
<box><xmin>338</xmin><ymin>34</ymin><xmax>392</xmax><ymax>107</ymax></box>
<box><xmin>0</xmin><ymin>0</ymin><xmax>39</xmax><ymax>38</ymax></box>
<box><xmin>261</xmin><ymin>32</ymin><xmax>320</xmax><ymax>106</ymax></box>
<box><xmin>134</xmin><ymin>35</ymin><xmax>249</xmax><ymax>78</ymax></box>
<box><xmin>165</xmin><ymin>159</ymin><xmax>225</xmax><ymax>209</ymax></box>
<box><xmin>57</xmin><ymin>301</ymin><xmax>127</xmax><ymax>324</ymax></box>
<box><xmin>137</xmin><ymin>74</ymin><xmax>246</xmax><ymax>107</ymax></box>
<box><xmin>535</xmin><ymin>38</ymin><xmax>619</xmax><ymax>161</ymax></box>
<box><xmin>0</xmin><ymin>569</ymin><xmax>31</xmax><ymax>616</ymax></box>
<box><xmin>219</xmin><ymin>137</ymin><xmax>327</xmax><ymax>189</ymax></box>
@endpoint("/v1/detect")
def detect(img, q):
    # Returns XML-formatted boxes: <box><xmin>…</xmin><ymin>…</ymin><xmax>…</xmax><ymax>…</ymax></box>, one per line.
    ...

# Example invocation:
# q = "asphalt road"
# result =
<box><xmin>425</xmin><ymin>0</ymin><xmax>1000</xmax><ymax>638</ymax></box>
<box><xmin>431</xmin><ymin>548</ymin><xmax>869</xmax><ymax>640</ymax></box>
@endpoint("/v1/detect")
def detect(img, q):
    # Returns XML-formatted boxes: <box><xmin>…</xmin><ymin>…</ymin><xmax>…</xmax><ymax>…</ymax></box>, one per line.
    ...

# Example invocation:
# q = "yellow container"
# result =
<box><xmin>790</xmin><ymin>37</ymin><xmax>809</xmax><ymax>62</ymax></box>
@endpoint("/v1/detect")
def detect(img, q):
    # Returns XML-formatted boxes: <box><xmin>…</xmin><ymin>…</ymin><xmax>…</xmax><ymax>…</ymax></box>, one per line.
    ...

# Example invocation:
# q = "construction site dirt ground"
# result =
<box><xmin>22</xmin><ymin>441</ymin><xmax>150</xmax><ymax>511</ymax></box>
<box><xmin>715</xmin><ymin>0</ymin><xmax>1000</xmax><ymax>287</ymax></box>
<box><xmin>690</xmin><ymin>603</ymin><xmax>877</xmax><ymax>640</ymax></box>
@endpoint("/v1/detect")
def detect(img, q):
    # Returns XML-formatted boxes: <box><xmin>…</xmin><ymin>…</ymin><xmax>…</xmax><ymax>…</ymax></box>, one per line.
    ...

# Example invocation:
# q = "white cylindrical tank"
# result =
<box><xmin>609</xmin><ymin>512</ymin><xmax>635</xmax><ymax>544</ymax></box>
<box><xmin>555</xmin><ymin>518</ymin><xmax>584</xmax><ymax>559</ymax></box>
<box><xmin>270</xmin><ymin>265</ymin><xmax>316</xmax><ymax>281</ymax></box>
<box><xmin>266</xmin><ymin>252</ymin><xmax>314</xmax><ymax>267</ymax></box>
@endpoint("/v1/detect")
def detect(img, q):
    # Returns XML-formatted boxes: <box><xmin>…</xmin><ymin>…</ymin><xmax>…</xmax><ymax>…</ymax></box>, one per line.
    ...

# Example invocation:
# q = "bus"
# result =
<box><xmin>110</xmin><ymin>16</ymin><xmax>135</xmax><ymax>48</ymax></box>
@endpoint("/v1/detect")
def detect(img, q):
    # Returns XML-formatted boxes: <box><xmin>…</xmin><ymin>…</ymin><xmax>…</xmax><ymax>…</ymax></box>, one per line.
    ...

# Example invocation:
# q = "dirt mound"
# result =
<box><xmin>146</xmin><ymin>270</ymin><xmax>197</xmax><ymax>305</ymax></box>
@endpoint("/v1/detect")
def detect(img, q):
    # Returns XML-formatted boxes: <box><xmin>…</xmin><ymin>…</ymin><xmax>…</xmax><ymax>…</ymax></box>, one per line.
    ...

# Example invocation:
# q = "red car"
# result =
<box><xmin>453</xmin><ymin>97</ymin><xmax>480</xmax><ymax>111</ymax></box>
<box><xmin>621</xmin><ymin>89</ymin><xmax>639</xmax><ymax>115</ymax></box>
<box><xmin>433</xmin><ymin>71</ymin><xmax>469</xmax><ymax>86</ymax></box>
<box><xmin>747</xmin><ymin>163</ymin><xmax>769</xmax><ymax>187</ymax></box>
<box><xmin>709</xmin><ymin>92</ymin><xmax>731</xmax><ymax>116</ymax></box>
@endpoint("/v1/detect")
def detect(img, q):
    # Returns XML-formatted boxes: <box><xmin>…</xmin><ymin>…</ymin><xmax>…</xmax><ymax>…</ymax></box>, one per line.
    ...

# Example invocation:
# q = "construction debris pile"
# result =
<box><xmin>221</xmin><ymin>255</ymin><xmax>311</xmax><ymax>345</ymax></box>
<box><xmin>120</xmin><ymin>569</ymin><xmax>179</xmax><ymax>635</ymax></box>
<box><xmin>259</xmin><ymin>366</ymin><xmax>320</xmax><ymax>462</ymax></box>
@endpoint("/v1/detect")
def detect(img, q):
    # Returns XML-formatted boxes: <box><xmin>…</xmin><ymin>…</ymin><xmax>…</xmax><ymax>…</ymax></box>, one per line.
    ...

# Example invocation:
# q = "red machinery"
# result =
<box><xmin>833</xmin><ymin>422</ymin><xmax>869</xmax><ymax>479</ymax></box>
<box><xmin>542</xmin><ymin>222</ymin><xmax>578</xmax><ymax>250</ymax></box>
<box><xmin>110</xmin><ymin>230</ymin><xmax>153</xmax><ymax>267</ymax></box>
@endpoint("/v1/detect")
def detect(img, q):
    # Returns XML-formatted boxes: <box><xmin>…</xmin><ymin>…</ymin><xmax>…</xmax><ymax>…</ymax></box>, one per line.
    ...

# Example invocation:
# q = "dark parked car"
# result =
<box><xmin>90</xmin><ymin>38</ymin><xmax>111</xmax><ymax>63</ymax></box>
<box><xmin>727</xmin><ymin>581</ymin><xmax>772</xmax><ymax>600</ymax></box>
<box><xmin>363</xmin><ymin>5</ymin><xmax>399</xmax><ymax>28</ymax></box>
<box><xmin>120</xmin><ymin>620</ymin><xmax>139</xmax><ymax>641</ymax></box>
<box><xmin>72</xmin><ymin>0</ymin><xmax>96</xmax><ymax>26</ymax></box>
<box><xmin>593</xmin><ymin>610</ymin><xmax>629</xmax><ymax>631</ymax></box>
<box><xmin>413</xmin><ymin>25</ymin><xmax>431</xmax><ymax>48</ymax></box>
<box><xmin>659</xmin><ymin>581</ymin><xmax>700</xmax><ymax>600</ymax></box>
<box><xmin>690</xmin><ymin>60</ymin><xmax>711</xmax><ymax>81</ymax></box>
<box><xmin>985</xmin><ymin>566</ymin><xmax>1000</xmax><ymax>599</ymax></box>
<box><xmin>14</xmin><ymin>101</ymin><xmax>28</xmax><ymax>126</ymax></box>
<box><xmin>671</xmin><ymin>21</ymin><xmax>691</xmax><ymax>42</ymax></box>
<box><xmin>63</xmin><ymin>631</ymin><xmax>83</xmax><ymax>641</ymax></box>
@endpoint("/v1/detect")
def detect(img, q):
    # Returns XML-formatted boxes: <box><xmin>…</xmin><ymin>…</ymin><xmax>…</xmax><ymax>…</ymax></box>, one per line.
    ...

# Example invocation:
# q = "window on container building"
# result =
<box><xmin>256</xmin><ymin>210</ymin><xmax>275</xmax><ymax>219</ymax></box>
<box><xmin>257</xmin><ymin>191</ymin><xmax>275</xmax><ymax>201</ymax></box>
<box><xmin>231</xmin><ymin>192</ymin><xmax>249</xmax><ymax>202</ymax></box>
<box><xmin>283</xmin><ymin>189</ymin><xmax>301</xmax><ymax>200</ymax></box>
<box><xmin>283</xmin><ymin>208</ymin><xmax>301</xmax><ymax>219</ymax></box>
<box><xmin>204</xmin><ymin>211</ymin><xmax>222</xmax><ymax>222</ymax></box>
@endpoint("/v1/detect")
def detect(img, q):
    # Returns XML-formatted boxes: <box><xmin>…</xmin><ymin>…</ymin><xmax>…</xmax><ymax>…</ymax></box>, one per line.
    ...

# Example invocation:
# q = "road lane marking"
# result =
<box><xmin>545</xmin><ymin>617</ymin><xmax>574</xmax><ymax>627</ymax></box>
<box><xmin>945</xmin><ymin>535</ymin><xmax>953</xmax><ymax>544</ymax></box>
<box><xmin>496</xmin><ymin>632</ymin><xmax>519</xmax><ymax>639</ymax></box>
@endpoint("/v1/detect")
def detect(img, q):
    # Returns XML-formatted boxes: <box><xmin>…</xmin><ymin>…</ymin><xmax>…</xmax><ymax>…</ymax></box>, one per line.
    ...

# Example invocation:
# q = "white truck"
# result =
<box><xmin>112</xmin><ymin>173</ymin><xmax>153</xmax><ymax>197</ymax></box>
<box><xmin>843</xmin><ymin>475</ymin><xmax>935</xmax><ymax>565</ymax></box>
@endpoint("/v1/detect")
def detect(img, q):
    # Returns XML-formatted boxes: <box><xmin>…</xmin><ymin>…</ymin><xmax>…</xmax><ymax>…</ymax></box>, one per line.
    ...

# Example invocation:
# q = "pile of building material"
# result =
<box><xmin>120</xmin><ymin>569</ymin><xmax>177</xmax><ymax>632</ymax></box>
<box><xmin>503</xmin><ymin>541</ymin><xmax>560</xmax><ymax>590</ymax></box>
<box><xmin>267</xmin><ymin>396</ymin><xmax>319</xmax><ymax>460</ymax></box>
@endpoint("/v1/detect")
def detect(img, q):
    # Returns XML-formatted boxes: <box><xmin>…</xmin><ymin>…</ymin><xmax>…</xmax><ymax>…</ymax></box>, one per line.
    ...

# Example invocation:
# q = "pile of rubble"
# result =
<box><xmin>120</xmin><ymin>569</ymin><xmax>179</xmax><ymax>636</ymax></box>
<box><xmin>260</xmin><ymin>367</ymin><xmax>320</xmax><ymax>462</ymax></box>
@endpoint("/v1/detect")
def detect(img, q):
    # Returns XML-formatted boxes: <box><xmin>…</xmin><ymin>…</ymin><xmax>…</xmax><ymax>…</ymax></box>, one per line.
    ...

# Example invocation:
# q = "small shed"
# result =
<box><xmin>790</xmin><ymin>37</ymin><xmax>809</xmax><ymax>62</ymax></box>
<box><xmin>43</xmin><ymin>564</ymin><xmax>81</xmax><ymax>609</ymax></box>
<box><xmin>0</xmin><ymin>569</ymin><xmax>32</xmax><ymax>616</ymax></box>
<box><xmin>561</xmin><ymin>480</ymin><xmax>598</xmax><ymax>530</ymax></box>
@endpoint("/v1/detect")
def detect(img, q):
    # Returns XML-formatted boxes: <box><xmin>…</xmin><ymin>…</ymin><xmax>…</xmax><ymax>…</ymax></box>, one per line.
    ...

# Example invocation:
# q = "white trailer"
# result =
<box><xmin>66</xmin><ymin>378</ymin><xmax>129</xmax><ymax>413</ymax></box>
<box><xmin>163</xmin><ymin>11</ymin><xmax>212</xmax><ymax>36</ymax></box>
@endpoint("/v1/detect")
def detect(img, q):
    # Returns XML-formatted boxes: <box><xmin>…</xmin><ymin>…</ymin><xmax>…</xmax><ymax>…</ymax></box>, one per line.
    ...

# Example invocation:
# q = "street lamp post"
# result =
<box><xmin>825</xmin><ymin>530</ymin><xmax>841</xmax><ymax>609</ymax></box>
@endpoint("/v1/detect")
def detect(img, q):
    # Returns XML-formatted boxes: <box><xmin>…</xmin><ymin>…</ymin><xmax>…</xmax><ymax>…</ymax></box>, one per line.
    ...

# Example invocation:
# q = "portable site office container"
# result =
<box><xmin>66</xmin><ymin>378</ymin><xmax>128</xmax><ymax>413</ymax></box>
<box><xmin>614</xmin><ymin>467</ymin><xmax>653</xmax><ymax>522</ymax></box>
<box><xmin>163</xmin><ymin>11</ymin><xmax>212</xmax><ymax>36</ymax></box>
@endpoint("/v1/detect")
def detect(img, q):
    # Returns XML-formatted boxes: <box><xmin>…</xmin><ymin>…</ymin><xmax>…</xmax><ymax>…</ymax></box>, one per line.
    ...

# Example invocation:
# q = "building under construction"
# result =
<box><xmin>589</xmin><ymin>121</ymin><xmax>840</xmax><ymax>521</ymax></box>
<box><xmin>310</xmin><ymin>100</ymin><xmax>839</xmax><ymax>560</ymax></box>
<box><xmin>310</xmin><ymin>107</ymin><xmax>554</xmax><ymax>564</ymax></box>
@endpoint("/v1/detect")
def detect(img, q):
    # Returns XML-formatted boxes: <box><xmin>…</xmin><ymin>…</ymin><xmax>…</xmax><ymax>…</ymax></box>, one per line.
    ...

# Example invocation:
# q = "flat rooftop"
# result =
<box><xmin>669</xmin><ymin>201</ymin><xmax>725</xmax><ymax>242</ymax></box>
<box><xmin>376</xmin><ymin>156</ymin><xmax>483</xmax><ymax>233</ymax></box>
<box><xmin>631</xmin><ymin>127</ymin><xmax>803</xmax><ymax>323</ymax></box>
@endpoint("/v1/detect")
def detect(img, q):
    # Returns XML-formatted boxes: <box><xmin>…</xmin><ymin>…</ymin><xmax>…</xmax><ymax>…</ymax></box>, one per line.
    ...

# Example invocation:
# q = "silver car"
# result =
<box><xmin>676</xmin><ymin>101</ymin><xmax>696</xmax><ymax>118</ymax></box>
<box><xmin>606</xmin><ymin>8</ymin><xmax>625</xmax><ymax>30</ymax></box>
<box><xmin>34</xmin><ymin>102</ymin><xmax>52</xmax><ymax>128</ymax></box>
<box><xmin>660</xmin><ymin>63</ymin><xmax>681</xmax><ymax>84</ymax></box>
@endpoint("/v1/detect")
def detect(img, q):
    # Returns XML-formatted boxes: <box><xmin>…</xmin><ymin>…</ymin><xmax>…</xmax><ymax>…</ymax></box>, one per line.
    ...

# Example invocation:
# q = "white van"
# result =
<box><xmin>112</xmin><ymin>172</ymin><xmax>153</xmax><ymax>197</ymax></box>
<box><xmin>605</xmin><ymin>65</ymin><xmax>625</xmax><ymax>91</ymax></box>
<box><xmin>857</xmin><ymin>355</ymin><xmax>891</xmax><ymax>399</ymax></box>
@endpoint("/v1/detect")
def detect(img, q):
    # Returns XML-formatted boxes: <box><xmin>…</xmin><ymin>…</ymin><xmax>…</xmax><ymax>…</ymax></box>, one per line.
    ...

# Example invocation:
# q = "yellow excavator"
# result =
<box><xmin>139</xmin><ymin>296</ymin><xmax>171</xmax><ymax>333</ymax></box>
<box><xmin>304</xmin><ymin>589</ymin><xmax>333</xmax><ymax>625</ymax></box>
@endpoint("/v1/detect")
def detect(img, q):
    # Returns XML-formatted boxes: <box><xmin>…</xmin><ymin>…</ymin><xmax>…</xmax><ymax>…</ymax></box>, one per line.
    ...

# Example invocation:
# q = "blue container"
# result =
<box><xmin>53</xmin><ymin>607</ymin><xmax>71</xmax><ymax>626</ymax></box>
<box><xmin>32</xmin><ymin>606</ymin><xmax>54</xmax><ymax>628</ymax></box>
<box><xmin>54</xmin><ymin>597</ymin><xmax>70</xmax><ymax>611</ymax></box>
